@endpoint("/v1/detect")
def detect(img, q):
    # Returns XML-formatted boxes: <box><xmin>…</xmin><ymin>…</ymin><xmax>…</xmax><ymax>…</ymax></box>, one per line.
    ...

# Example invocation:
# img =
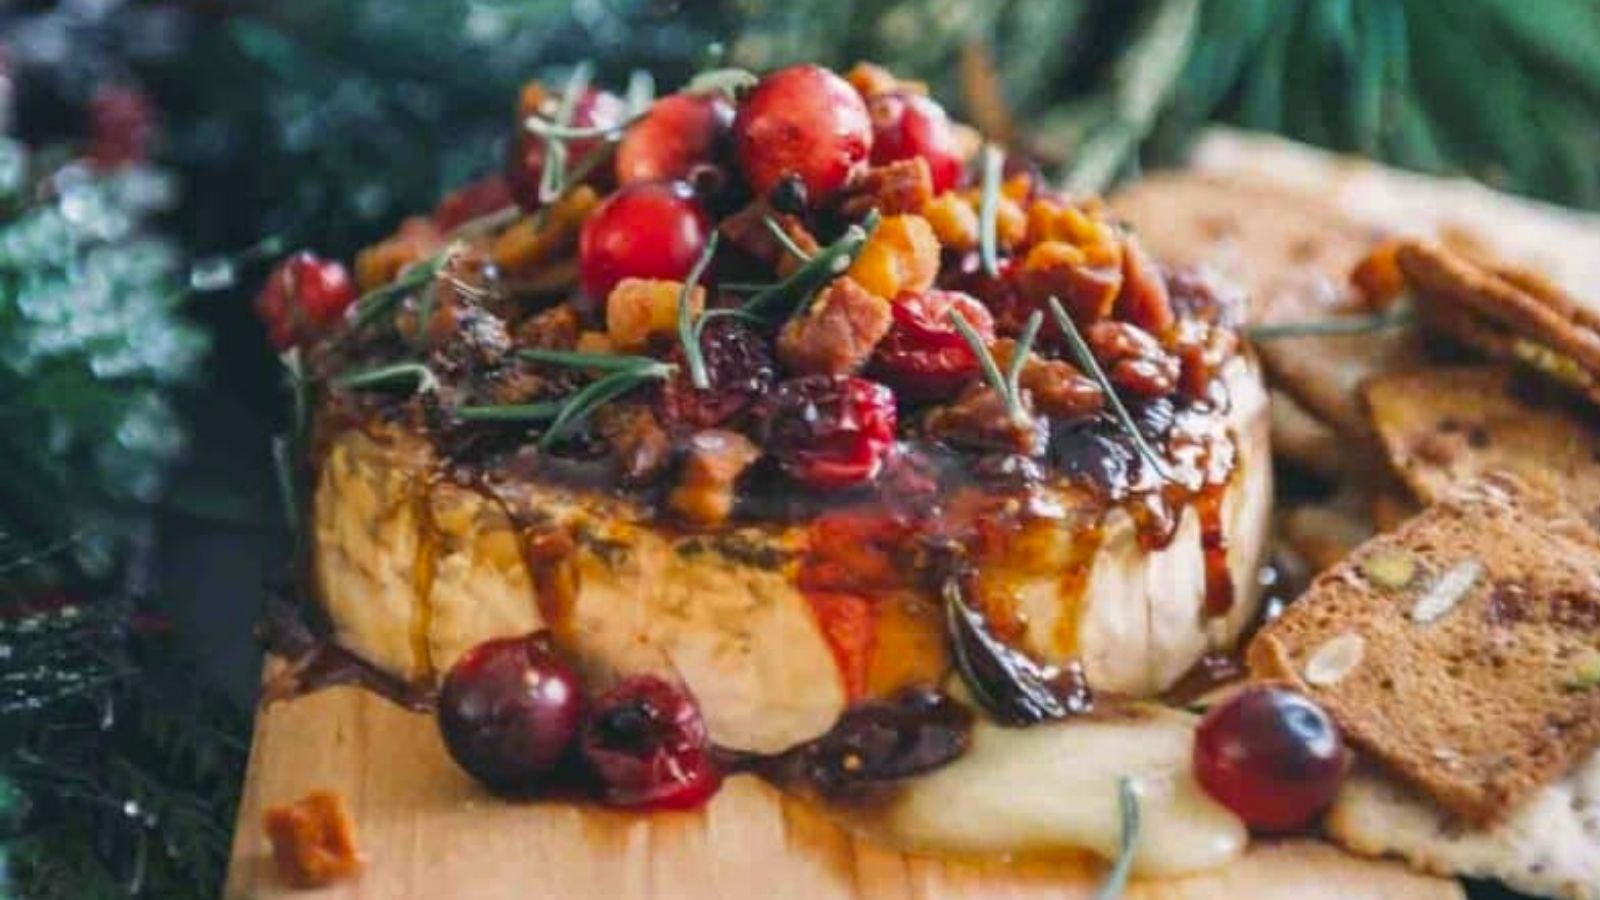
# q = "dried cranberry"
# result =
<box><xmin>873</xmin><ymin>289</ymin><xmax>993</xmax><ymax>401</ymax></box>
<box><xmin>867</xmin><ymin>92</ymin><xmax>963</xmax><ymax>194</ymax></box>
<box><xmin>657</xmin><ymin>318</ymin><xmax>775</xmax><ymax>429</ymax></box>
<box><xmin>577</xmin><ymin>181</ymin><xmax>712</xmax><ymax>300</ymax></box>
<box><xmin>734</xmin><ymin>65</ymin><xmax>872</xmax><ymax>204</ymax></box>
<box><xmin>436</xmin><ymin>633</ymin><xmax>584</xmax><ymax>792</ymax></box>
<box><xmin>797</xmin><ymin>687</ymin><xmax>972</xmax><ymax>798</ymax></box>
<box><xmin>506</xmin><ymin>86</ymin><xmax>626</xmax><ymax>212</ymax></box>
<box><xmin>253</xmin><ymin>251</ymin><xmax>359</xmax><ymax>350</ymax></box>
<box><xmin>616</xmin><ymin>92</ymin><xmax>734</xmax><ymax>186</ymax></box>
<box><xmin>581</xmin><ymin>675</ymin><xmax>721</xmax><ymax>810</ymax></box>
<box><xmin>764</xmin><ymin>375</ymin><xmax>898</xmax><ymax>490</ymax></box>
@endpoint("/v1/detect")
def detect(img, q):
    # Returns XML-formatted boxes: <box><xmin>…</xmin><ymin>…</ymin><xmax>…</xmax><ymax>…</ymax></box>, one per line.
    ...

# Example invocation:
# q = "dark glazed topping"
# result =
<box><xmin>777</xmin><ymin>686</ymin><xmax>973</xmax><ymax>799</ymax></box>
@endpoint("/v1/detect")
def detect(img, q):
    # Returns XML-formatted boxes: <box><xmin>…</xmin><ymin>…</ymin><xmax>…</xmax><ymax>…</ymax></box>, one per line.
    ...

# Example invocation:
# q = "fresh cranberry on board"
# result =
<box><xmin>1192</xmin><ymin>685</ymin><xmax>1347</xmax><ymax>832</ymax></box>
<box><xmin>616</xmin><ymin>92</ymin><xmax>734</xmax><ymax>187</ymax></box>
<box><xmin>577</xmin><ymin>180</ymin><xmax>713</xmax><ymax>300</ymax></box>
<box><xmin>733</xmin><ymin>64</ymin><xmax>872</xmax><ymax>206</ymax></box>
<box><xmin>867</xmin><ymin>92</ymin><xmax>964</xmax><ymax>194</ymax></box>
<box><xmin>873</xmin><ymin>289</ymin><xmax>994</xmax><ymax>400</ymax></box>
<box><xmin>581</xmin><ymin>675</ymin><xmax>721</xmax><ymax>810</ymax></box>
<box><xmin>436</xmin><ymin>633</ymin><xmax>585</xmax><ymax>792</ymax></box>
<box><xmin>765</xmin><ymin>375</ymin><xmax>898</xmax><ymax>490</ymax></box>
<box><xmin>254</xmin><ymin>251</ymin><xmax>359</xmax><ymax>350</ymax></box>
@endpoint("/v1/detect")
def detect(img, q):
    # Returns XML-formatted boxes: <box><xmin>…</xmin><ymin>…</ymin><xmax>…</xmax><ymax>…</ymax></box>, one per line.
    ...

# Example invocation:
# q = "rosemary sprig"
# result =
<box><xmin>1047</xmin><ymin>297</ymin><xmax>1170</xmax><ymax>482</ymax></box>
<box><xmin>684</xmin><ymin>67</ymin><xmax>758</xmax><ymax>98</ymax></box>
<box><xmin>676</xmin><ymin>232</ymin><xmax>721</xmax><ymax>390</ymax></box>
<box><xmin>1093</xmin><ymin>777</ymin><xmax>1141</xmax><ymax>900</ymax></box>
<box><xmin>523</xmin><ymin>111</ymin><xmax>647</xmax><ymax>142</ymax></box>
<box><xmin>762</xmin><ymin>216</ymin><xmax>814</xmax><ymax>262</ymax></box>
<box><xmin>538</xmin><ymin>365</ymin><xmax>671</xmax><ymax>449</ymax></box>
<box><xmin>1244</xmin><ymin>307</ymin><xmax>1414</xmax><ymax>341</ymax></box>
<box><xmin>454</xmin><ymin>400</ymin><xmax>564</xmax><ymax>423</ymax></box>
<box><xmin>537</xmin><ymin>63</ymin><xmax>593</xmax><ymax>206</ymax></box>
<box><xmin>948</xmin><ymin>308</ymin><xmax>1041</xmax><ymax>421</ymax></box>
<box><xmin>517</xmin><ymin>348</ymin><xmax>663</xmax><ymax>374</ymax></box>
<box><xmin>978</xmin><ymin>143</ymin><xmax>1005</xmax><ymax>278</ymax></box>
<box><xmin>346</xmin><ymin>241</ymin><xmax>461</xmax><ymax>334</ymax></box>
<box><xmin>742</xmin><ymin>209</ymin><xmax>880</xmax><ymax>322</ymax></box>
<box><xmin>624</xmin><ymin>69</ymin><xmax>656</xmax><ymax>117</ymax></box>
<box><xmin>330</xmin><ymin>361</ymin><xmax>439</xmax><ymax>394</ymax></box>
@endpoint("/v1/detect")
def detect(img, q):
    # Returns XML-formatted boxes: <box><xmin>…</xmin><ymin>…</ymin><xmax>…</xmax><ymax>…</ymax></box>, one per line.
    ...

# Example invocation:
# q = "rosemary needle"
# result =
<box><xmin>978</xmin><ymin>143</ymin><xmax>1004</xmax><ymax>278</ymax></box>
<box><xmin>677</xmin><ymin>231</ymin><xmax>721</xmax><ymax>390</ymax></box>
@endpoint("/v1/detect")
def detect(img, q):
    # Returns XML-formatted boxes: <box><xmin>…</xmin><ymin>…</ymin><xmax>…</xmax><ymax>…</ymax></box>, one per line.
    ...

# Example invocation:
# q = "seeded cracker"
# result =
<box><xmin>1248</xmin><ymin>473</ymin><xmax>1600</xmax><ymax>825</ymax></box>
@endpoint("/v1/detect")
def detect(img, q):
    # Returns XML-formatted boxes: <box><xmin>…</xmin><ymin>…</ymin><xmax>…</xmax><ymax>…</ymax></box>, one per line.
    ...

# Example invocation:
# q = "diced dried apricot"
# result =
<box><xmin>995</xmin><ymin>196</ymin><xmax>1028</xmax><ymax>249</ymax></box>
<box><xmin>355</xmin><ymin>216</ymin><xmax>443</xmax><ymax>291</ymax></box>
<box><xmin>846</xmin><ymin>214</ymin><xmax>940</xmax><ymax>299</ymax></box>
<box><xmin>922</xmin><ymin>192</ymin><xmax>979</xmax><ymax>251</ymax></box>
<box><xmin>491</xmin><ymin>185</ymin><xmax>598</xmax><ymax>275</ymax></box>
<box><xmin>263</xmin><ymin>789</ymin><xmax>362</xmax><ymax>890</ymax></box>
<box><xmin>841</xmin><ymin>157</ymin><xmax>934</xmax><ymax>218</ymax></box>
<box><xmin>575</xmin><ymin>330</ymin><xmax>615</xmax><ymax>355</ymax></box>
<box><xmin>668</xmin><ymin>430</ymin><xmax>759</xmax><ymax>527</ymax></box>
<box><xmin>606</xmin><ymin>278</ymin><xmax>702</xmax><ymax>351</ymax></box>
<box><xmin>1017</xmin><ymin>239</ymin><xmax>1124</xmax><ymax>323</ymax></box>
<box><xmin>844</xmin><ymin>62</ymin><xmax>900</xmax><ymax>98</ymax></box>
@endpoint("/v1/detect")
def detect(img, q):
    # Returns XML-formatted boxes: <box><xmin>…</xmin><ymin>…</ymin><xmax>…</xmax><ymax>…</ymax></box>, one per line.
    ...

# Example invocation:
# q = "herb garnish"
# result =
<box><xmin>517</xmin><ymin>348</ymin><xmax>664</xmax><ymax>374</ymax></box>
<box><xmin>1245</xmin><ymin>307</ymin><xmax>1413</xmax><ymax>341</ymax></box>
<box><xmin>675</xmin><ymin>232</ymin><xmax>722</xmax><ymax>389</ymax></box>
<box><xmin>345</xmin><ymin>241</ymin><xmax>462</xmax><ymax>335</ymax></box>
<box><xmin>463</xmin><ymin>350</ymin><xmax>674</xmax><ymax>448</ymax></box>
<box><xmin>944</xmin><ymin>577</ymin><xmax>1081</xmax><ymax>725</ymax></box>
<box><xmin>1047</xmin><ymin>297</ymin><xmax>1170</xmax><ymax>482</ymax></box>
<box><xmin>978</xmin><ymin>143</ymin><xmax>1004</xmax><ymax>278</ymax></box>
<box><xmin>536</xmin><ymin>363</ymin><xmax>672</xmax><ymax>448</ymax></box>
<box><xmin>948</xmin><ymin>309</ymin><xmax>1041</xmax><ymax>421</ymax></box>
<box><xmin>1093</xmin><ymin>777</ymin><xmax>1141</xmax><ymax>900</ymax></box>
<box><xmin>536</xmin><ymin>63</ymin><xmax>593</xmax><ymax>206</ymax></box>
<box><xmin>742</xmin><ymin>209</ymin><xmax>880</xmax><ymax>322</ymax></box>
<box><xmin>684</xmin><ymin>67</ymin><xmax>758</xmax><ymax>98</ymax></box>
<box><xmin>331</xmin><ymin>360</ymin><xmax>440</xmax><ymax>394</ymax></box>
<box><xmin>762</xmin><ymin>216</ymin><xmax>814</xmax><ymax>262</ymax></box>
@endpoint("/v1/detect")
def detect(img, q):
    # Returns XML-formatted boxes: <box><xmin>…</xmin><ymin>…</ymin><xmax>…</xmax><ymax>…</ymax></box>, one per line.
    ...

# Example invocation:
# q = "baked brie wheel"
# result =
<box><xmin>310</xmin><ymin>355</ymin><xmax>1270</xmax><ymax>755</ymax></box>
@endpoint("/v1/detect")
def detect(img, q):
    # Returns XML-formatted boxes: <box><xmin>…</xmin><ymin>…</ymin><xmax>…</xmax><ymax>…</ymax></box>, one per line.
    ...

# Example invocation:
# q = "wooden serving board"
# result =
<box><xmin>224</xmin><ymin>682</ymin><xmax>1461</xmax><ymax>899</ymax></box>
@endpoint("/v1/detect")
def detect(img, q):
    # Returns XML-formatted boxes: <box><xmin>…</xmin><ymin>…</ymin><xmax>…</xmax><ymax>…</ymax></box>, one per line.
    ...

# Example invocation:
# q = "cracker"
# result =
<box><xmin>1249</xmin><ymin>473</ymin><xmax>1600</xmax><ymax>824</ymax></box>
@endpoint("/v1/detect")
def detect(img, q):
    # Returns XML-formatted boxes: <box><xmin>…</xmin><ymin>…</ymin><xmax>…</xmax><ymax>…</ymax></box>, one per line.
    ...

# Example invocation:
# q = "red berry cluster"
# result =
<box><xmin>437</xmin><ymin>633</ymin><xmax>720</xmax><ymax>810</ymax></box>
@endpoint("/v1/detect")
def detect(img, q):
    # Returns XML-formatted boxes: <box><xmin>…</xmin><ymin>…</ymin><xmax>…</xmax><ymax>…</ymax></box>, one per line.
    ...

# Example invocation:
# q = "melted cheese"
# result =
<box><xmin>870</xmin><ymin>708</ymin><xmax>1247</xmax><ymax>877</ymax></box>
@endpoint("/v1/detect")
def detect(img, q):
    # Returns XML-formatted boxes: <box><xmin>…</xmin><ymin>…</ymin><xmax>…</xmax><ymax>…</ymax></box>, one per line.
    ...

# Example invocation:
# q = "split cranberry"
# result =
<box><xmin>616</xmin><ymin>92</ymin><xmax>734</xmax><ymax>187</ymax></box>
<box><xmin>254</xmin><ymin>251</ymin><xmax>359</xmax><ymax>350</ymax></box>
<box><xmin>506</xmin><ymin>86</ymin><xmax>626</xmax><ymax>211</ymax></box>
<box><xmin>734</xmin><ymin>64</ymin><xmax>872</xmax><ymax>205</ymax></box>
<box><xmin>581</xmin><ymin>675</ymin><xmax>721</xmax><ymax>810</ymax></box>
<box><xmin>1193</xmin><ymin>686</ymin><xmax>1347</xmax><ymax>832</ymax></box>
<box><xmin>867</xmin><ymin>92</ymin><xmax>963</xmax><ymax>194</ymax></box>
<box><xmin>657</xmin><ymin>318</ymin><xmax>776</xmax><ymax>429</ymax></box>
<box><xmin>873</xmin><ymin>290</ymin><xmax>994</xmax><ymax>401</ymax></box>
<box><xmin>765</xmin><ymin>375</ymin><xmax>898</xmax><ymax>490</ymax></box>
<box><xmin>577</xmin><ymin>181</ymin><xmax>713</xmax><ymax>300</ymax></box>
<box><xmin>436</xmin><ymin>632</ymin><xmax>585</xmax><ymax>792</ymax></box>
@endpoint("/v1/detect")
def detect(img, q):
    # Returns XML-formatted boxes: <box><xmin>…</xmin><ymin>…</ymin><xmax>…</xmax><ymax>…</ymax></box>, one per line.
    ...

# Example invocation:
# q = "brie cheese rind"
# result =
<box><xmin>312</xmin><ymin>358</ymin><xmax>1272</xmax><ymax>755</ymax></box>
<box><xmin>1327</xmin><ymin>753</ymin><xmax>1600</xmax><ymax>900</ymax></box>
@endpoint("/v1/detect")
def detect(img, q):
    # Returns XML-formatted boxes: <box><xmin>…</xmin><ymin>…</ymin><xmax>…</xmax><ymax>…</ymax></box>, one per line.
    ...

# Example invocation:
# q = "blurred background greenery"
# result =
<box><xmin>4</xmin><ymin>0</ymin><xmax>1596</xmax><ymax>895</ymax></box>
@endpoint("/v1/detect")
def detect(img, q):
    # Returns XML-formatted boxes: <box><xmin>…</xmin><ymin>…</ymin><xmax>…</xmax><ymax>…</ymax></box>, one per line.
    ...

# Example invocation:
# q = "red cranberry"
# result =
<box><xmin>253</xmin><ymin>251</ymin><xmax>359</xmax><ymax>350</ymax></box>
<box><xmin>1193</xmin><ymin>686</ymin><xmax>1347</xmax><ymax>832</ymax></box>
<box><xmin>867</xmin><ymin>92</ymin><xmax>963</xmax><ymax>194</ymax></box>
<box><xmin>657</xmin><ymin>318</ymin><xmax>776</xmax><ymax>429</ymax></box>
<box><xmin>577</xmin><ymin>181</ymin><xmax>712</xmax><ymax>300</ymax></box>
<box><xmin>873</xmin><ymin>290</ymin><xmax>993</xmax><ymax>401</ymax></box>
<box><xmin>436</xmin><ymin>633</ymin><xmax>585</xmax><ymax>792</ymax></box>
<box><xmin>734</xmin><ymin>65</ymin><xmax>872</xmax><ymax>205</ymax></box>
<box><xmin>581</xmin><ymin>675</ymin><xmax>720</xmax><ymax>810</ymax></box>
<box><xmin>433</xmin><ymin>175</ymin><xmax>513</xmax><ymax>230</ymax></box>
<box><xmin>616</xmin><ymin>92</ymin><xmax>734</xmax><ymax>187</ymax></box>
<box><xmin>765</xmin><ymin>375</ymin><xmax>897</xmax><ymax>490</ymax></box>
<box><xmin>506</xmin><ymin>87</ymin><xmax>626</xmax><ymax>211</ymax></box>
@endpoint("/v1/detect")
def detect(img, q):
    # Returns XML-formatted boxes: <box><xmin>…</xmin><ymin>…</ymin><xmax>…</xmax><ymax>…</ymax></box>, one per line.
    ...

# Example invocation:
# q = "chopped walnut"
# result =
<box><xmin>606</xmin><ymin>278</ymin><xmax>703</xmax><ymax>352</ymax></box>
<box><xmin>595</xmin><ymin>403</ymin><xmax>673</xmax><ymax>485</ymax></box>
<box><xmin>1114</xmin><ymin>235</ymin><xmax>1176</xmax><ymax>336</ymax></box>
<box><xmin>777</xmin><ymin>277</ymin><xmax>892</xmax><ymax>376</ymax></box>
<box><xmin>1085</xmin><ymin>320</ymin><xmax>1180</xmax><ymax>400</ymax></box>
<box><xmin>668</xmin><ymin>430</ymin><xmax>761</xmax><ymax>527</ymax></box>
<box><xmin>840</xmin><ymin>157</ymin><xmax>934</xmax><ymax>218</ymax></box>
<box><xmin>991</xmin><ymin>340</ymin><xmax>1105</xmax><ymax>419</ymax></box>
<box><xmin>512</xmin><ymin>303</ymin><xmax>582</xmax><ymax>351</ymax></box>
<box><xmin>1170</xmin><ymin>318</ymin><xmax>1239</xmax><ymax>401</ymax></box>
<box><xmin>923</xmin><ymin>383</ymin><xmax>1048</xmax><ymax>456</ymax></box>
<box><xmin>263</xmin><ymin>789</ymin><xmax>362</xmax><ymax>890</ymax></box>
<box><xmin>1016</xmin><ymin>240</ymin><xmax>1124</xmax><ymax>323</ymax></box>
<box><xmin>719</xmin><ymin>202</ymin><xmax>817</xmax><ymax>270</ymax></box>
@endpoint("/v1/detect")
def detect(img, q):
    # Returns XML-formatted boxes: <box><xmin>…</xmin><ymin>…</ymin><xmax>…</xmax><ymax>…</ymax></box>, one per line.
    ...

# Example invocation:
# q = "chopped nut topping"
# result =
<box><xmin>1361</xmin><ymin>548</ymin><xmax>1419</xmax><ymax>590</ymax></box>
<box><xmin>1305</xmin><ymin>633</ymin><xmax>1366</xmax><ymax>686</ymax></box>
<box><xmin>1411</xmin><ymin>559</ymin><xmax>1484</xmax><ymax>624</ymax></box>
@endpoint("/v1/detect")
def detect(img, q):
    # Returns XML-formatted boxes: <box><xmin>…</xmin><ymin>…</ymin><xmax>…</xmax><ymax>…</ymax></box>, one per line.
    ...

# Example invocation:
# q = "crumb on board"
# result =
<box><xmin>264</xmin><ymin>789</ymin><xmax>363</xmax><ymax>889</ymax></box>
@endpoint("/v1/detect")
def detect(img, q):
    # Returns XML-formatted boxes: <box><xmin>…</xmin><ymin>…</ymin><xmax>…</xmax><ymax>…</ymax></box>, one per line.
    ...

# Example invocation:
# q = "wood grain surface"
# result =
<box><xmin>225</xmin><ymin>684</ymin><xmax>1461</xmax><ymax>899</ymax></box>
